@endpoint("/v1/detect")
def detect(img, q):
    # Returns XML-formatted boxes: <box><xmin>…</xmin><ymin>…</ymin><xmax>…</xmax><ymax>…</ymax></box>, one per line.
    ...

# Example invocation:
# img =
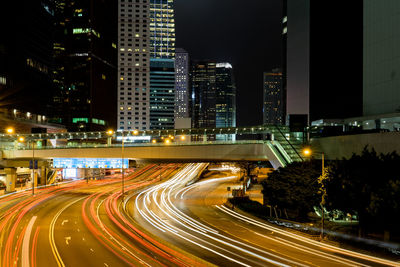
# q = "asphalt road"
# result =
<box><xmin>1</xmin><ymin>163</ymin><xmax>399</xmax><ymax>267</ymax></box>
<box><xmin>129</xmin><ymin>163</ymin><xmax>400</xmax><ymax>267</ymax></box>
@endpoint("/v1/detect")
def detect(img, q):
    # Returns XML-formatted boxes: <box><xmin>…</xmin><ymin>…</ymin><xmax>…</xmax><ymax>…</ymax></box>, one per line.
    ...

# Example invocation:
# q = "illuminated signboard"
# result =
<box><xmin>53</xmin><ymin>158</ymin><xmax>129</xmax><ymax>169</ymax></box>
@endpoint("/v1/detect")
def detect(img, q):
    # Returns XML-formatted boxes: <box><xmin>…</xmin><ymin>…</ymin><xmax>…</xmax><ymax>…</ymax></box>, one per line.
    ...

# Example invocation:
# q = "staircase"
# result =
<box><xmin>47</xmin><ymin>170</ymin><xmax>57</xmax><ymax>185</ymax></box>
<box><xmin>270</xmin><ymin>126</ymin><xmax>304</xmax><ymax>164</ymax></box>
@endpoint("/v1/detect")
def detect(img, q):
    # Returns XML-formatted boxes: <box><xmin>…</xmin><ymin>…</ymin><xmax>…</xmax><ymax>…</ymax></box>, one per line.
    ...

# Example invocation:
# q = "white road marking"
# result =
<box><xmin>61</xmin><ymin>220</ymin><xmax>68</xmax><ymax>226</ymax></box>
<box><xmin>65</xmin><ymin>237</ymin><xmax>71</xmax><ymax>245</ymax></box>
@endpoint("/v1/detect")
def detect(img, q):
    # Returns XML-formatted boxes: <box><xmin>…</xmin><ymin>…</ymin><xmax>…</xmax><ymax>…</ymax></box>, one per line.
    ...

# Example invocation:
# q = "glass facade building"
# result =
<box><xmin>53</xmin><ymin>0</ymin><xmax>117</xmax><ymax>131</ymax></box>
<box><xmin>263</xmin><ymin>70</ymin><xmax>284</xmax><ymax>125</ymax></box>
<box><xmin>149</xmin><ymin>0</ymin><xmax>176</xmax><ymax>129</ymax></box>
<box><xmin>150</xmin><ymin>59</ymin><xmax>175</xmax><ymax>129</ymax></box>
<box><xmin>175</xmin><ymin>48</ymin><xmax>190</xmax><ymax>119</ymax></box>
<box><xmin>216</xmin><ymin>63</ymin><xmax>236</xmax><ymax>128</ymax></box>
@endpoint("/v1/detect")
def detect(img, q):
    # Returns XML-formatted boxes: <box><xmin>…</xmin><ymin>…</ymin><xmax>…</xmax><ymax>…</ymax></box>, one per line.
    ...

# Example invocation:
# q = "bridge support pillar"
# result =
<box><xmin>107</xmin><ymin>137</ymin><xmax>112</xmax><ymax>146</ymax></box>
<box><xmin>39</xmin><ymin>166</ymin><xmax>47</xmax><ymax>186</ymax></box>
<box><xmin>4</xmin><ymin>168</ymin><xmax>16</xmax><ymax>193</ymax></box>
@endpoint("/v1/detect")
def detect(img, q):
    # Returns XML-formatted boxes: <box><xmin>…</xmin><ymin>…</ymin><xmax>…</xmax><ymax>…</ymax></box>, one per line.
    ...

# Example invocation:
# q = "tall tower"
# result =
<box><xmin>216</xmin><ymin>63</ymin><xmax>236</xmax><ymax>128</ymax></box>
<box><xmin>191</xmin><ymin>61</ymin><xmax>217</xmax><ymax>129</ymax></box>
<box><xmin>149</xmin><ymin>0</ymin><xmax>176</xmax><ymax>130</ymax></box>
<box><xmin>263</xmin><ymin>69</ymin><xmax>284</xmax><ymax>125</ymax></box>
<box><xmin>117</xmin><ymin>0</ymin><xmax>150</xmax><ymax>131</ymax></box>
<box><xmin>175</xmin><ymin>48</ymin><xmax>190</xmax><ymax>119</ymax></box>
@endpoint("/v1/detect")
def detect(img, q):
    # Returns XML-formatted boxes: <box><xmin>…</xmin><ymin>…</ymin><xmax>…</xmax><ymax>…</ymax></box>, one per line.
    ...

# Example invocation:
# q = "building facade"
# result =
<box><xmin>284</xmin><ymin>0</ymin><xmax>363</xmax><ymax>125</ymax></box>
<box><xmin>363</xmin><ymin>0</ymin><xmax>400</xmax><ymax>116</ymax></box>
<box><xmin>0</xmin><ymin>0</ymin><xmax>55</xmax><ymax>117</ymax></box>
<box><xmin>263</xmin><ymin>69</ymin><xmax>284</xmax><ymax>125</ymax></box>
<box><xmin>191</xmin><ymin>61</ymin><xmax>217</xmax><ymax>129</ymax></box>
<box><xmin>149</xmin><ymin>0</ymin><xmax>176</xmax><ymax>130</ymax></box>
<box><xmin>191</xmin><ymin>61</ymin><xmax>236</xmax><ymax>131</ymax></box>
<box><xmin>117</xmin><ymin>0</ymin><xmax>150</xmax><ymax>131</ymax></box>
<box><xmin>117</xmin><ymin>0</ymin><xmax>175</xmax><ymax>130</ymax></box>
<box><xmin>53</xmin><ymin>0</ymin><xmax>117</xmax><ymax>131</ymax></box>
<box><xmin>216</xmin><ymin>63</ymin><xmax>236</xmax><ymax>128</ymax></box>
<box><xmin>175</xmin><ymin>48</ymin><xmax>190</xmax><ymax>119</ymax></box>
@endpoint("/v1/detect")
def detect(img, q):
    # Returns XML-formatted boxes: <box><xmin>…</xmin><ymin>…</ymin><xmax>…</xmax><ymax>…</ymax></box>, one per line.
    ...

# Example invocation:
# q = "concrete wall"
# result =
<box><xmin>311</xmin><ymin>132</ymin><xmax>400</xmax><ymax>159</ymax></box>
<box><xmin>364</xmin><ymin>1</ymin><xmax>400</xmax><ymax>115</ymax></box>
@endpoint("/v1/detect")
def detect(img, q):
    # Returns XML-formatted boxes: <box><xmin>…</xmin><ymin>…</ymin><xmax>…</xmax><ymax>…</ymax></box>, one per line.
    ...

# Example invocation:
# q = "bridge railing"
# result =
<box><xmin>3</xmin><ymin>140</ymin><xmax>267</xmax><ymax>151</ymax></box>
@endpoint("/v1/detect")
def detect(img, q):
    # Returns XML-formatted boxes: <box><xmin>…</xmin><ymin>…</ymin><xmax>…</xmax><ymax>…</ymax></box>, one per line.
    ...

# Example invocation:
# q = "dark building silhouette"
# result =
<box><xmin>284</xmin><ymin>0</ymin><xmax>363</xmax><ymax>124</ymax></box>
<box><xmin>215</xmin><ymin>63</ymin><xmax>236</xmax><ymax>128</ymax></box>
<box><xmin>263</xmin><ymin>69</ymin><xmax>284</xmax><ymax>125</ymax></box>
<box><xmin>191</xmin><ymin>61</ymin><xmax>217</xmax><ymax>129</ymax></box>
<box><xmin>52</xmin><ymin>0</ymin><xmax>117</xmax><ymax>131</ymax></box>
<box><xmin>0</xmin><ymin>0</ymin><xmax>56</xmax><ymax>116</ymax></box>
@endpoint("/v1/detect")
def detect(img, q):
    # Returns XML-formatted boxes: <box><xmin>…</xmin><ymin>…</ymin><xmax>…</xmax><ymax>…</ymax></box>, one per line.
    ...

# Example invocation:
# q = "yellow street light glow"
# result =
<box><xmin>18</xmin><ymin>136</ymin><xmax>25</xmax><ymax>142</ymax></box>
<box><xmin>133</xmin><ymin>130</ymin><xmax>139</xmax><ymax>135</ymax></box>
<box><xmin>6</xmin><ymin>127</ymin><xmax>14</xmax><ymax>134</ymax></box>
<box><xmin>152</xmin><ymin>139</ymin><xmax>157</xmax><ymax>144</ymax></box>
<box><xmin>170</xmin><ymin>136</ymin><xmax>174</xmax><ymax>140</ymax></box>
<box><xmin>180</xmin><ymin>135</ymin><xmax>186</xmax><ymax>140</ymax></box>
<box><xmin>106</xmin><ymin>129</ymin><xmax>114</xmax><ymax>136</ymax></box>
<box><xmin>303</xmin><ymin>148</ymin><xmax>312</xmax><ymax>156</ymax></box>
<box><xmin>165</xmin><ymin>139</ymin><xmax>171</xmax><ymax>144</ymax></box>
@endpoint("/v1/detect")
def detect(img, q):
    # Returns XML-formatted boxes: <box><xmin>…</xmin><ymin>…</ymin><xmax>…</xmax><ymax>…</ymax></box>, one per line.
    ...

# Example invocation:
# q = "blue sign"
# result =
<box><xmin>53</xmin><ymin>158</ymin><xmax>129</xmax><ymax>169</ymax></box>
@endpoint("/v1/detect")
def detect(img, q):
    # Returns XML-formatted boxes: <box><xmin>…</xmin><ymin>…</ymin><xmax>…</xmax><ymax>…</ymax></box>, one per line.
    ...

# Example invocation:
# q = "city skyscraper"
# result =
<box><xmin>175</xmin><ymin>48</ymin><xmax>190</xmax><ymax>119</ymax></box>
<box><xmin>117</xmin><ymin>0</ymin><xmax>150</xmax><ymax>131</ymax></box>
<box><xmin>0</xmin><ymin>0</ymin><xmax>55</xmax><ymax>116</ymax></box>
<box><xmin>53</xmin><ymin>0</ymin><xmax>117</xmax><ymax>131</ymax></box>
<box><xmin>284</xmin><ymin>0</ymin><xmax>363</xmax><ymax>125</ymax></box>
<box><xmin>191</xmin><ymin>61</ymin><xmax>216</xmax><ymax>129</ymax></box>
<box><xmin>216</xmin><ymin>63</ymin><xmax>236</xmax><ymax>128</ymax></box>
<box><xmin>149</xmin><ymin>0</ymin><xmax>176</xmax><ymax>130</ymax></box>
<box><xmin>191</xmin><ymin>61</ymin><xmax>236</xmax><ymax>131</ymax></box>
<box><xmin>263</xmin><ymin>69</ymin><xmax>284</xmax><ymax>125</ymax></box>
<box><xmin>117</xmin><ymin>0</ymin><xmax>175</xmax><ymax>130</ymax></box>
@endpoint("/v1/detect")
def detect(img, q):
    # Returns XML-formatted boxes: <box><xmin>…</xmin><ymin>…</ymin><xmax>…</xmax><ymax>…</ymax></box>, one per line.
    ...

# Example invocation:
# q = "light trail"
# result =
<box><xmin>216</xmin><ymin>205</ymin><xmax>400</xmax><ymax>267</ymax></box>
<box><xmin>133</xmin><ymin>163</ymin><xmax>308</xmax><ymax>267</ymax></box>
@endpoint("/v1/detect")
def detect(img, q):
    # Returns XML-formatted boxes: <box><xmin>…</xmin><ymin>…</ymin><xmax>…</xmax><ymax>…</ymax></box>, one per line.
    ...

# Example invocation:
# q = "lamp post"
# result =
<box><xmin>31</xmin><ymin>140</ymin><xmax>36</xmax><ymax>195</ymax></box>
<box><xmin>303</xmin><ymin>147</ymin><xmax>325</xmax><ymax>240</ymax></box>
<box><xmin>121</xmin><ymin>131</ymin><xmax>125</xmax><ymax>200</ymax></box>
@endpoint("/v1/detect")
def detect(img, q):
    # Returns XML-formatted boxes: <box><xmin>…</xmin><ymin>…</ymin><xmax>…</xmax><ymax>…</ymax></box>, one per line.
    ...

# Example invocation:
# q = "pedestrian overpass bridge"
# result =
<box><xmin>1</xmin><ymin>125</ymin><xmax>304</xmax><ymax>169</ymax></box>
<box><xmin>0</xmin><ymin>125</ymin><xmax>304</xmax><ymax>192</ymax></box>
<box><xmin>2</xmin><ymin>140</ymin><xmax>297</xmax><ymax>169</ymax></box>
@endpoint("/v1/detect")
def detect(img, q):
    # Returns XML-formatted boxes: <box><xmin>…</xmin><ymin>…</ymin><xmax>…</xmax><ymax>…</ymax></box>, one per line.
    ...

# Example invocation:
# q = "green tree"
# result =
<box><xmin>262</xmin><ymin>161</ymin><xmax>321</xmax><ymax>221</ymax></box>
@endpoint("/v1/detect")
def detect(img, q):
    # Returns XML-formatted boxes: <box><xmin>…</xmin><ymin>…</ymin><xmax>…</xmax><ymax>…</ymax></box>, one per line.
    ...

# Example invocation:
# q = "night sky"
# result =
<box><xmin>174</xmin><ymin>0</ymin><xmax>283</xmax><ymax>127</ymax></box>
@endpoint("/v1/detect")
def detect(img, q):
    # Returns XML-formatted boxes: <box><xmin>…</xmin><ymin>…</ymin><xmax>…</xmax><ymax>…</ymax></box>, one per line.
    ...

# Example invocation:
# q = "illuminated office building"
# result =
<box><xmin>149</xmin><ymin>0</ymin><xmax>176</xmax><ymax>129</ymax></box>
<box><xmin>175</xmin><ymin>48</ymin><xmax>190</xmax><ymax>119</ymax></box>
<box><xmin>216</xmin><ymin>63</ymin><xmax>236</xmax><ymax>129</ymax></box>
<box><xmin>53</xmin><ymin>0</ymin><xmax>117</xmax><ymax>131</ymax></box>
<box><xmin>117</xmin><ymin>0</ymin><xmax>150</xmax><ymax>131</ymax></box>
<box><xmin>0</xmin><ymin>0</ymin><xmax>55</xmax><ymax>116</ymax></box>
<box><xmin>117</xmin><ymin>0</ymin><xmax>175</xmax><ymax>130</ymax></box>
<box><xmin>263</xmin><ymin>69</ymin><xmax>284</xmax><ymax>125</ymax></box>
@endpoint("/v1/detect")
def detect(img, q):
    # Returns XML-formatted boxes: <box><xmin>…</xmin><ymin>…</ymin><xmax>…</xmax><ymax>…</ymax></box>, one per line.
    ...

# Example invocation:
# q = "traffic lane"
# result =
<box><xmin>183</xmin><ymin>177</ymin><xmax>398</xmax><ymax>267</ymax></box>
<box><xmin>131</xmin><ymin>171</ymin><xmax>304</xmax><ymax>267</ymax></box>
<box><xmin>132</xmin><ymin>191</ymin><xmax>273</xmax><ymax>267</ymax></box>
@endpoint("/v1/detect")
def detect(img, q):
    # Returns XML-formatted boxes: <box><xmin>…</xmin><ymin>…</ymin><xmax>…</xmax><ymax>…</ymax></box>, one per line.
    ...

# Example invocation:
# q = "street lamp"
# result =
<box><xmin>302</xmin><ymin>147</ymin><xmax>325</xmax><ymax>240</ymax></box>
<box><xmin>121</xmin><ymin>131</ymin><xmax>125</xmax><ymax>200</ymax></box>
<box><xmin>6</xmin><ymin>127</ymin><xmax>15</xmax><ymax>134</ymax></box>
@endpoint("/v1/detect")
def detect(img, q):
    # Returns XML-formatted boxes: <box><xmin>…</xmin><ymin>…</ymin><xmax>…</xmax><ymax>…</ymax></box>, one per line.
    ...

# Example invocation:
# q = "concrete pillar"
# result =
<box><xmin>39</xmin><ymin>166</ymin><xmax>47</xmax><ymax>186</ymax></box>
<box><xmin>107</xmin><ymin>137</ymin><xmax>112</xmax><ymax>146</ymax></box>
<box><xmin>4</xmin><ymin>168</ymin><xmax>16</xmax><ymax>193</ymax></box>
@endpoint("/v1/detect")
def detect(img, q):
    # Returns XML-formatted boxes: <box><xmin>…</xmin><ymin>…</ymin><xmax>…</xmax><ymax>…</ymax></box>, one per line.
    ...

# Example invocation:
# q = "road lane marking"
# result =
<box><xmin>49</xmin><ymin>197</ymin><xmax>86</xmax><ymax>267</ymax></box>
<box><xmin>65</xmin><ymin>237</ymin><xmax>71</xmax><ymax>245</ymax></box>
<box><xmin>22</xmin><ymin>216</ymin><xmax>37</xmax><ymax>267</ymax></box>
<box><xmin>61</xmin><ymin>220</ymin><xmax>68</xmax><ymax>226</ymax></box>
